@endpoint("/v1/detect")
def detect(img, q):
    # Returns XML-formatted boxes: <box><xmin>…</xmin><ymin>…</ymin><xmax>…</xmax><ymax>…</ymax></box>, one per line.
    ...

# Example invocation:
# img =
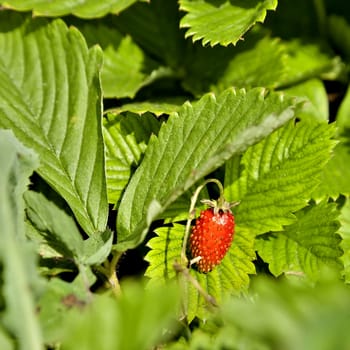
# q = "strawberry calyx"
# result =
<box><xmin>200</xmin><ymin>198</ymin><xmax>239</xmax><ymax>215</ymax></box>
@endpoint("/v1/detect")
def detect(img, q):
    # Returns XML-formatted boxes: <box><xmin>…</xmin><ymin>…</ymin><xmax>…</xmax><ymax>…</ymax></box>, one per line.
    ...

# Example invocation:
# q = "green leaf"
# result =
<box><xmin>107</xmin><ymin>98</ymin><xmax>186</xmax><ymax>117</ymax></box>
<box><xmin>81</xmin><ymin>229</ymin><xmax>113</xmax><ymax>265</ymax></box>
<box><xmin>279</xmin><ymin>40</ymin><xmax>343</xmax><ymax>87</ymax></box>
<box><xmin>0</xmin><ymin>13</ymin><xmax>108</xmax><ymax>235</ymax></box>
<box><xmin>183</xmin><ymin>33</ymin><xmax>287</xmax><ymax>95</ymax></box>
<box><xmin>103</xmin><ymin>112</ymin><xmax>161</xmax><ymax>205</ymax></box>
<box><xmin>255</xmin><ymin>201</ymin><xmax>343</xmax><ymax>281</ymax></box>
<box><xmin>0</xmin><ymin>130</ymin><xmax>43</xmax><ymax>350</ymax></box>
<box><xmin>0</xmin><ymin>327</ymin><xmax>14</xmax><ymax>350</ymax></box>
<box><xmin>115</xmin><ymin>0</ymin><xmax>185</xmax><ymax>68</ymax></box>
<box><xmin>25</xmin><ymin>191</ymin><xmax>84</xmax><ymax>259</ymax></box>
<box><xmin>313</xmin><ymin>81</ymin><xmax>350</xmax><ymax>198</ymax></box>
<box><xmin>61</xmin><ymin>281</ymin><xmax>180</xmax><ymax>350</ymax></box>
<box><xmin>116</xmin><ymin>88</ymin><xmax>299</xmax><ymax>250</ymax></box>
<box><xmin>284</xmin><ymin>79</ymin><xmax>329</xmax><ymax>123</ymax></box>
<box><xmin>339</xmin><ymin>198</ymin><xmax>350</xmax><ymax>282</ymax></box>
<box><xmin>336</xmin><ymin>83</ymin><xmax>350</xmax><ymax>132</ymax></box>
<box><xmin>219</xmin><ymin>276</ymin><xmax>350</xmax><ymax>350</ymax></box>
<box><xmin>37</xmin><ymin>277</ymin><xmax>92</xmax><ymax>344</ymax></box>
<box><xmin>179</xmin><ymin>0</ymin><xmax>278</xmax><ymax>46</ymax></box>
<box><xmin>168</xmin><ymin>276</ymin><xmax>350</xmax><ymax>349</ymax></box>
<box><xmin>328</xmin><ymin>15</ymin><xmax>350</xmax><ymax>63</ymax></box>
<box><xmin>145</xmin><ymin>224</ymin><xmax>255</xmax><ymax>321</ymax></box>
<box><xmin>170</xmin><ymin>326</ymin><xmax>239</xmax><ymax>350</ymax></box>
<box><xmin>314</xmin><ymin>140</ymin><xmax>350</xmax><ymax>198</ymax></box>
<box><xmin>2</xmin><ymin>0</ymin><xmax>143</xmax><ymax>18</ymax></box>
<box><xmin>25</xmin><ymin>190</ymin><xmax>113</xmax><ymax>267</ymax></box>
<box><xmin>225</xmin><ymin>121</ymin><xmax>337</xmax><ymax>234</ymax></box>
<box><xmin>77</xmin><ymin>23</ymin><xmax>162</xmax><ymax>98</ymax></box>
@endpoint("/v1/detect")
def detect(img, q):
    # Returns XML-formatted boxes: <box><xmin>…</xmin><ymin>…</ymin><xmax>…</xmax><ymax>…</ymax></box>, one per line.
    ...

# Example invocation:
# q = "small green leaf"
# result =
<box><xmin>225</xmin><ymin>121</ymin><xmax>337</xmax><ymax>234</ymax></box>
<box><xmin>103</xmin><ymin>112</ymin><xmax>161</xmax><ymax>205</ymax></box>
<box><xmin>179</xmin><ymin>0</ymin><xmax>278</xmax><ymax>46</ymax></box>
<box><xmin>0</xmin><ymin>13</ymin><xmax>108</xmax><ymax>235</ymax></box>
<box><xmin>81</xmin><ymin>229</ymin><xmax>113</xmax><ymax>265</ymax></box>
<box><xmin>0</xmin><ymin>130</ymin><xmax>43</xmax><ymax>350</ymax></box>
<box><xmin>2</xmin><ymin>0</ymin><xmax>143</xmax><ymax>18</ymax></box>
<box><xmin>78</xmin><ymin>23</ymin><xmax>162</xmax><ymax>98</ymax></box>
<box><xmin>25</xmin><ymin>190</ymin><xmax>113</xmax><ymax>267</ymax></box>
<box><xmin>25</xmin><ymin>191</ymin><xmax>84</xmax><ymax>260</ymax></box>
<box><xmin>284</xmin><ymin>79</ymin><xmax>329</xmax><ymax>123</ymax></box>
<box><xmin>116</xmin><ymin>88</ymin><xmax>299</xmax><ymax>250</ymax></box>
<box><xmin>145</xmin><ymin>224</ymin><xmax>256</xmax><ymax>321</ymax></box>
<box><xmin>255</xmin><ymin>201</ymin><xmax>343</xmax><ymax>281</ymax></box>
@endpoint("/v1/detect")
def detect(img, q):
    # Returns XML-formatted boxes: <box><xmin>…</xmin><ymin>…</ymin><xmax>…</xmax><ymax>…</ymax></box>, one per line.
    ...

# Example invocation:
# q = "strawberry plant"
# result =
<box><xmin>1</xmin><ymin>0</ymin><xmax>350</xmax><ymax>349</ymax></box>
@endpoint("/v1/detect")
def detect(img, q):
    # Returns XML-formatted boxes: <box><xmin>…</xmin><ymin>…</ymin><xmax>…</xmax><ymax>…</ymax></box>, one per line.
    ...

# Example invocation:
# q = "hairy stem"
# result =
<box><xmin>101</xmin><ymin>251</ymin><xmax>122</xmax><ymax>296</ymax></box>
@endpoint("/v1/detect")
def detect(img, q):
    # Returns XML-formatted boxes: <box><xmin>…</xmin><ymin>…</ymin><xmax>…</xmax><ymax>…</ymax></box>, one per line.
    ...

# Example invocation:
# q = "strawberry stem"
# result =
<box><xmin>174</xmin><ymin>261</ymin><xmax>217</xmax><ymax>307</ymax></box>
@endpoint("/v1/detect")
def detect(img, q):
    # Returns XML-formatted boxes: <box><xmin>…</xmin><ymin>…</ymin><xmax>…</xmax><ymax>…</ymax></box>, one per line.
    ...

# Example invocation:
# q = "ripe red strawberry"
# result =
<box><xmin>189</xmin><ymin>200</ymin><xmax>236</xmax><ymax>273</ymax></box>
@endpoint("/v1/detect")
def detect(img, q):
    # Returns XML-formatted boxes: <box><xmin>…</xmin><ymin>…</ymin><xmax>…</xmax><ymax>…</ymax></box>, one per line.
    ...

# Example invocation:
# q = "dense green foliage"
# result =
<box><xmin>1</xmin><ymin>0</ymin><xmax>350</xmax><ymax>349</ymax></box>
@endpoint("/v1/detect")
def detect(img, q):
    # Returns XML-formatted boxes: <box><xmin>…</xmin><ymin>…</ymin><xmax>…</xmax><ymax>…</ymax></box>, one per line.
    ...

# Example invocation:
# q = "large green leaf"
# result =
<box><xmin>225</xmin><ymin>121</ymin><xmax>337</xmax><ymax>235</ymax></box>
<box><xmin>103</xmin><ymin>112</ymin><xmax>161</xmax><ymax>205</ymax></box>
<box><xmin>279</xmin><ymin>40</ymin><xmax>342</xmax><ymax>87</ymax></box>
<box><xmin>77</xmin><ymin>23</ymin><xmax>163</xmax><ymax>98</ymax></box>
<box><xmin>255</xmin><ymin>201</ymin><xmax>343</xmax><ymax>281</ymax></box>
<box><xmin>183</xmin><ymin>34</ymin><xmax>341</xmax><ymax>96</ymax></box>
<box><xmin>0</xmin><ymin>130</ymin><xmax>43</xmax><ymax>350</ymax></box>
<box><xmin>182</xmin><ymin>33</ymin><xmax>287</xmax><ymax>95</ymax></box>
<box><xmin>145</xmin><ymin>223</ymin><xmax>255</xmax><ymax>321</ymax></box>
<box><xmin>179</xmin><ymin>0</ymin><xmax>278</xmax><ymax>46</ymax></box>
<box><xmin>0</xmin><ymin>13</ymin><xmax>107</xmax><ymax>235</ymax></box>
<box><xmin>1</xmin><ymin>0</ymin><xmax>143</xmax><ymax>18</ymax></box>
<box><xmin>116</xmin><ymin>88</ymin><xmax>299</xmax><ymax>251</ymax></box>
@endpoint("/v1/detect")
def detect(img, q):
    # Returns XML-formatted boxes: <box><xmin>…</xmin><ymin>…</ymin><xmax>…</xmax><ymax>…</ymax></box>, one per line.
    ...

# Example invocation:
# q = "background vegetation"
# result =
<box><xmin>1</xmin><ymin>0</ymin><xmax>350</xmax><ymax>349</ymax></box>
